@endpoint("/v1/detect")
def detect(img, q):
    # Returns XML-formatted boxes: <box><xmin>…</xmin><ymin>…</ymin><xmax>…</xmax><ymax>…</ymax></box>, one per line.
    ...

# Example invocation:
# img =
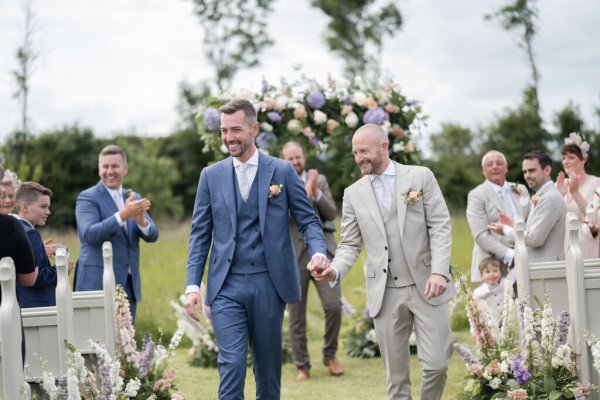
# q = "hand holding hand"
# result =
<box><xmin>184</xmin><ymin>292</ymin><xmax>203</xmax><ymax>321</ymax></box>
<box><xmin>424</xmin><ymin>273</ymin><xmax>447</xmax><ymax>300</ymax></box>
<box><xmin>498</xmin><ymin>212</ymin><xmax>513</xmax><ymax>227</ymax></box>
<box><xmin>487</xmin><ymin>222</ymin><xmax>505</xmax><ymax>235</ymax></box>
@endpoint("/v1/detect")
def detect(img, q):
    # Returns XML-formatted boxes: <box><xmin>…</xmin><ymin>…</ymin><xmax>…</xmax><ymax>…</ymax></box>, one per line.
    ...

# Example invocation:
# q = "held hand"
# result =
<box><xmin>487</xmin><ymin>222</ymin><xmax>505</xmax><ymax>235</ymax></box>
<box><xmin>498</xmin><ymin>213</ymin><xmax>513</xmax><ymax>227</ymax></box>
<box><xmin>184</xmin><ymin>292</ymin><xmax>203</xmax><ymax>321</ymax></box>
<box><xmin>44</xmin><ymin>239</ymin><xmax>57</xmax><ymax>260</ymax></box>
<box><xmin>312</xmin><ymin>266</ymin><xmax>337</xmax><ymax>282</ymax></box>
<box><xmin>424</xmin><ymin>273</ymin><xmax>447</xmax><ymax>300</ymax></box>
<box><xmin>308</xmin><ymin>254</ymin><xmax>329</xmax><ymax>274</ymax></box>
<box><xmin>556</xmin><ymin>171</ymin><xmax>567</xmax><ymax>196</ymax></box>
<box><xmin>67</xmin><ymin>260</ymin><xmax>75</xmax><ymax>274</ymax></box>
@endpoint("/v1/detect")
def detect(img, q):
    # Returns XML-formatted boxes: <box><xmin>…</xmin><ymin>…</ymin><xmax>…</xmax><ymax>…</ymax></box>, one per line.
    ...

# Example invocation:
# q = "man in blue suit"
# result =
<box><xmin>185</xmin><ymin>99</ymin><xmax>328</xmax><ymax>399</ymax></box>
<box><xmin>75</xmin><ymin>144</ymin><xmax>159</xmax><ymax>321</ymax></box>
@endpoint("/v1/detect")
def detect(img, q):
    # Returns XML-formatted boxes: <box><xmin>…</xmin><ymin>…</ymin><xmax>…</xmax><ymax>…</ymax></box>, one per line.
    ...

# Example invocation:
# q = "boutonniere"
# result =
<box><xmin>402</xmin><ymin>188</ymin><xmax>423</xmax><ymax>205</ymax></box>
<box><xmin>268</xmin><ymin>182</ymin><xmax>284</xmax><ymax>199</ymax></box>
<box><xmin>531</xmin><ymin>194</ymin><xmax>542</xmax><ymax>206</ymax></box>
<box><xmin>125</xmin><ymin>188</ymin><xmax>134</xmax><ymax>198</ymax></box>
<box><xmin>509</xmin><ymin>183</ymin><xmax>522</xmax><ymax>195</ymax></box>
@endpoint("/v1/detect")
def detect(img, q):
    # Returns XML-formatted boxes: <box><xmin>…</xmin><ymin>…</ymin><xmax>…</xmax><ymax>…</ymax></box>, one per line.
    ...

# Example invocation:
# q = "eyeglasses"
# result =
<box><xmin>483</xmin><ymin>161</ymin><xmax>506</xmax><ymax>168</ymax></box>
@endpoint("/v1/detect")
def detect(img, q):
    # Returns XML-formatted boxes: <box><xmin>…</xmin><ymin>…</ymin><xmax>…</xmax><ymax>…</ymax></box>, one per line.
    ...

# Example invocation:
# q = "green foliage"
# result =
<box><xmin>345</xmin><ymin>310</ymin><xmax>380</xmax><ymax>358</ymax></box>
<box><xmin>450</xmin><ymin>299</ymin><xmax>470</xmax><ymax>331</ymax></box>
<box><xmin>425</xmin><ymin>123</ymin><xmax>481</xmax><ymax>209</ymax></box>
<box><xmin>312</xmin><ymin>0</ymin><xmax>402</xmax><ymax>79</ymax></box>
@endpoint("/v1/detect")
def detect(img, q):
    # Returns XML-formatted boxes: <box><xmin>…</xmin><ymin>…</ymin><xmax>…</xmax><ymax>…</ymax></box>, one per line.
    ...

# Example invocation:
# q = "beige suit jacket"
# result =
<box><xmin>467</xmin><ymin>181</ymin><xmax>530</xmax><ymax>281</ymax></box>
<box><xmin>331</xmin><ymin>162</ymin><xmax>454</xmax><ymax>318</ymax></box>
<box><xmin>289</xmin><ymin>174</ymin><xmax>337</xmax><ymax>258</ymax></box>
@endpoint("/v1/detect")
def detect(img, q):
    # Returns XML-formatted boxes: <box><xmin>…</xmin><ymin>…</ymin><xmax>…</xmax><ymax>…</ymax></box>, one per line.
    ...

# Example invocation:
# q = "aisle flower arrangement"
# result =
<box><xmin>452</xmin><ymin>269</ymin><xmax>600</xmax><ymax>400</ymax></box>
<box><xmin>345</xmin><ymin>308</ymin><xmax>380</xmax><ymax>359</ymax></box>
<box><xmin>41</xmin><ymin>285</ymin><xmax>185</xmax><ymax>399</ymax></box>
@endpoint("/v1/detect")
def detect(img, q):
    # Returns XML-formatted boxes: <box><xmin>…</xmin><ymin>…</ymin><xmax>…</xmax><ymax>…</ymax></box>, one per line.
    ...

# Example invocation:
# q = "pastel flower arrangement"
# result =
<box><xmin>267</xmin><ymin>182</ymin><xmax>284</xmax><ymax>199</ymax></box>
<box><xmin>196</xmin><ymin>76</ymin><xmax>424</xmax><ymax>195</ymax></box>
<box><xmin>345</xmin><ymin>307</ymin><xmax>381</xmax><ymax>359</ymax></box>
<box><xmin>452</xmin><ymin>268</ymin><xmax>600</xmax><ymax>399</ymax></box>
<box><xmin>41</xmin><ymin>285</ymin><xmax>185</xmax><ymax>399</ymax></box>
<box><xmin>402</xmin><ymin>188</ymin><xmax>423</xmax><ymax>205</ymax></box>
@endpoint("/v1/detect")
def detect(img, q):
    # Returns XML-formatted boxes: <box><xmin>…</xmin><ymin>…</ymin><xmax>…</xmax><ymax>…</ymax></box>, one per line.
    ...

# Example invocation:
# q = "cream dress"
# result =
<box><xmin>563</xmin><ymin>175</ymin><xmax>600</xmax><ymax>259</ymax></box>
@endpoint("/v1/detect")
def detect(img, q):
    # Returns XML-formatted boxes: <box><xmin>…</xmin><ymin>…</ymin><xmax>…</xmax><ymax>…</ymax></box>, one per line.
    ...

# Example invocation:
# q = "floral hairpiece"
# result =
<box><xmin>564</xmin><ymin>132</ymin><xmax>590</xmax><ymax>159</ymax></box>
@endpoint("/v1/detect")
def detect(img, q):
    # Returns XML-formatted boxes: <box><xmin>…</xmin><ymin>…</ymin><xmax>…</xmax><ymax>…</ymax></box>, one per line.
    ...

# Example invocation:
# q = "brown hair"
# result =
<box><xmin>99</xmin><ymin>144</ymin><xmax>127</xmax><ymax>164</ymax></box>
<box><xmin>219</xmin><ymin>99</ymin><xmax>257</xmax><ymax>126</ymax></box>
<box><xmin>478</xmin><ymin>257</ymin><xmax>503</xmax><ymax>275</ymax></box>
<box><xmin>16</xmin><ymin>181</ymin><xmax>52</xmax><ymax>211</ymax></box>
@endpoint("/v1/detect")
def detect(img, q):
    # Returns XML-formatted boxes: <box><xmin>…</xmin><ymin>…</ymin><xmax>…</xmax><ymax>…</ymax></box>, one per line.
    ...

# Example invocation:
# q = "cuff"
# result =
<box><xmin>138</xmin><ymin>221</ymin><xmax>151</xmax><ymax>235</ymax></box>
<box><xmin>329</xmin><ymin>267</ymin><xmax>340</xmax><ymax>288</ymax></box>
<box><xmin>185</xmin><ymin>285</ymin><xmax>201</xmax><ymax>295</ymax></box>
<box><xmin>503</xmin><ymin>225</ymin><xmax>514</xmax><ymax>236</ymax></box>
<box><xmin>114</xmin><ymin>212</ymin><xmax>125</xmax><ymax>227</ymax></box>
<box><xmin>503</xmin><ymin>248</ymin><xmax>514</xmax><ymax>267</ymax></box>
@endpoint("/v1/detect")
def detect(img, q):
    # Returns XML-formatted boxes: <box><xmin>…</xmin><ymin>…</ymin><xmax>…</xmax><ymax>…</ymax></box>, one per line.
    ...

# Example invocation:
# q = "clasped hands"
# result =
<box><xmin>120</xmin><ymin>191</ymin><xmax>151</xmax><ymax>227</ymax></box>
<box><xmin>307</xmin><ymin>254</ymin><xmax>336</xmax><ymax>281</ymax></box>
<box><xmin>304</xmin><ymin>169</ymin><xmax>321</xmax><ymax>201</ymax></box>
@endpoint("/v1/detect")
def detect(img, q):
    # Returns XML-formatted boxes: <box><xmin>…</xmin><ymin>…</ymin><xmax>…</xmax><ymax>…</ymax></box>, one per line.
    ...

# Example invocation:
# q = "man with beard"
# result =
<box><xmin>310</xmin><ymin>123</ymin><xmax>455</xmax><ymax>399</ymax></box>
<box><xmin>184</xmin><ymin>99</ymin><xmax>328</xmax><ymax>399</ymax></box>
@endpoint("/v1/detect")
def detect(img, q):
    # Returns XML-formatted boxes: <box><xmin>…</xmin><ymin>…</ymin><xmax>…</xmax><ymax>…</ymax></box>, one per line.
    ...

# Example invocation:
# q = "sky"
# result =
<box><xmin>0</xmin><ymin>0</ymin><xmax>599</xmax><ymax>146</ymax></box>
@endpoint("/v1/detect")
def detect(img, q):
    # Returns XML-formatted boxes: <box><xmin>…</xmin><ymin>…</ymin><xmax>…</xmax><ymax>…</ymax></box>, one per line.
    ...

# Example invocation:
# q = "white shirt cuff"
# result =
<box><xmin>329</xmin><ymin>267</ymin><xmax>340</xmax><ymax>288</ymax></box>
<box><xmin>503</xmin><ymin>248</ymin><xmax>514</xmax><ymax>267</ymax></box>
<box><xmin>114</xmin><ymin>212</ymin><xmax>125</xmax><ymax>226</ymax></box>
<box><xmin>502</xmin><ymin>225</ymin><xmax>514</xmax><ymax>236</ymax></box>
<box><xmin>185</xmin><ymin>285</ymin><xmax>201</xmax><ymax>295</ymax></box>
<box><xmin>138</xmin><ymin>220</ymin><xmax>151</xmax><ymax>235</ymax></box>
<box><xmin>314</xmin><ymin>190</ymin><xmax>323</xmax><ymax>202</ymax></box>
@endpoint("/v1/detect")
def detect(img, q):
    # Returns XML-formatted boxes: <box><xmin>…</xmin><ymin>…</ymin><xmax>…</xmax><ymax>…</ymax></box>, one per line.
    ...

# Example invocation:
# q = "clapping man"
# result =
<box><xmin>75</xmin><ymin>144</ymin><xmax>159</xmax><ymax>321</ymax></box>
<box><xmin>311</xmin><ymin>124</ymin><xmax>454</xmax><ymax>399</ymax></box>
<box><xmin>466</xmin><ymin>150</ymin><xmax>529</xmax><ymax>282</ymax></box>
<box><xmin>281</xmin><ymin>141</ymin><xmax>343</xmax><ymax>381</ymax></box>
<box><xmin>184</xmin><ymin>99</ymin><xmax>328</xmax><ymax>399</ymax></box>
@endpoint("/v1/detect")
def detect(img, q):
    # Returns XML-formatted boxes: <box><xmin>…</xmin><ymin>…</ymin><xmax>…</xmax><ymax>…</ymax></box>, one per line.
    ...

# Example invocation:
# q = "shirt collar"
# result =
<box><xmin>485</xmin><ymin>179</ymin><xmax>509</xmax><ymax>193</ymax></box>
<box><xmin>369</xmin><ymin>160</ymin><xmax>396</xmax><ymax>182</ymax></box>
<box><xmin>15</xmin><ymin>215</ymin><xmax>34</xmax><ymax>229</ymax></box>
<box><xmin>232</xmin><ymin>149</ymin><xmax>259</xmax><ymax>169</ymax></box>
<box><xmin>102</xmin><ymin>183</ymin><xmax>123</xmax><ymax>198</ymax></box>
<box><xmin>536</xmin><ymin>180</ymin><xmax>554</xmax><ymax>195</ymax></box>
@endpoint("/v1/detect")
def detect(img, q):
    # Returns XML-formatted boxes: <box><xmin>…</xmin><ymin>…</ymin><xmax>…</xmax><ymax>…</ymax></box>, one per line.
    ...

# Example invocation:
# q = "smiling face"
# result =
<box><xmin>561</xmin><ymin>150</ymin><xmax>586</xmax><ymax>176</ymax></box>
<box><xmin>281</xmin><ymin>143</ymin><xmax>306</xmax><ymax>176</ymax></box>
<box><xmin>522</xmin><ymin>157</ymin><xmax>551</xmax><ymax>192</ymax></box>
<box><xmin>352</xmin><ymin>128</ymin><xmax>389</xmax><ymax>176</ymax></box>
<box><xmin>99</xmin><ymin>153</ymin><xmax>128</xmax><ymax>189</ymax></box>
<box><xmin>22</xmin><ymin>195</ymin><xmax>51</xmax><ymax>227</ymax></box>
<box><xmin>0</xmin><ymin>184</ymin><xmax>16</xmax><ymax>214</ymax></box>
<box><xmin>220</xmin><ymin>110</ymin><xmax>258</xmax><ymax>162</ymax></box>
<box><xmin>482</xmin><ymin>152</ymin><xmax>509</xmax><ymax>186</ymax></box>
<box><xmin>481</xmin><ymin>263</ymin><xmax>502</xmax><ymax>286</ymax></box>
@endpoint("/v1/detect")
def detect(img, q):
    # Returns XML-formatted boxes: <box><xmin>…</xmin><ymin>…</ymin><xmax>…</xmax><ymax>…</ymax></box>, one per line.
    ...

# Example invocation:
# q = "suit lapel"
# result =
<box><xmin>258</xmin><ymin>153</ymin><xmax>274</xmax><ymax>235</ymax></box>
<box><xmin>484</xmin><ymin>183</ymin><xmax>504</xmax><ymax>214</ymax></box>
<box><xmin>219</xmin><ymin>159</ymin><xmax>237</xmax><ymax>230</ymax></box>
<box><xmin>395</xmin><ymin>163</ymin><xmax>413</xmax><ymax>238</ymax></box>
<box><xmin>357</xmin><ymin>177</ymin><xmax>386</xmax><ymax>238</ymax></box>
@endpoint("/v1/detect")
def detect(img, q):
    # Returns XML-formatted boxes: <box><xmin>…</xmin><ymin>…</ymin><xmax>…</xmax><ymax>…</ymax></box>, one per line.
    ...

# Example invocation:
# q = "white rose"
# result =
<box><xmin>383</xmin><ymin>120</ymin><xmax>391</xmax><ymax>129</ymax></box>
<box><xmin>287</xmin><ymin>119</ymin><xmax>303</xmax><ymax>133</ymax></box>
<box><xmin>353</xmin><ymin>91</ymin><xmax>367</xmax><ymax>106</ymax></box>
<box><xmin>260</xmin><ymin>122</ymin><xmax>273</xmax><ymax>132</ymax></box>
<box><xmin>313</xmin><ymin>110</ymin><xmax>327</xmax><ymax>125</ymax></box>
<box><xmin>220</xmin><ymin>144</ymin><xmax>229</xmax><ymax>154</ymax></box>
<box><xmin>345</xmin><ymin>112</ymin><xmax>359</xmax><ymax>128</ymax></box>
<box><xmin>235</xmin><ymin>88</ymin><xmax>253</xmax><ymax>100</ymax></box>
<box><xmin>376</xmin><ymin>89</ymin><xmax>390</xmax><ymax>103</ymax></box>
<box><xmin>366</xmin><ymin>329</ymin><xmax>378</xmax><ymax>343</ymax></box>
<box><xmin>275</xmin><ymin>95</ymin><xmax>289</xmax><ymax>110</ymax></box>
<box><xmin>489</xmin><ymin>377</ymin><xmax>502</xmax><ymax>390</ymax></box>
<box><xmin>393</xmin><ymin>143</ymin><xmax>403</xmax><ymax>153</ymax></box>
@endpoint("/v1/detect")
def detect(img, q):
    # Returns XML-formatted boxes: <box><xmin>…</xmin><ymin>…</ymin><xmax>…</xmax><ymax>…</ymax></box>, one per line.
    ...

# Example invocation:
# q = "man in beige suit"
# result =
<box><xmin>467</xmin><ymin>150</ymin><xmax>530</xmax><ymax>282</ymax></box>
<box><xmin>489</xmin><ymin>150</ymin><xmax>566</xmax><ymax>262</ymax></box>
<box><xmin>311</xmin><ymin>124</ymin><xmax>454</xmax><ymax>399</ymax></box>
<box><xmin>281</xmin><ymin>141</ymin><xmax>343</xmax><ymax>381</ymax></box>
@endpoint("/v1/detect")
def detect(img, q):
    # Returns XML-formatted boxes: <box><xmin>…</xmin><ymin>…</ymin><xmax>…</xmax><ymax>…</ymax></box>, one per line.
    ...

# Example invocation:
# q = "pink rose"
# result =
<box><xmin>384</xmin><ymin>103</ymin><xmax>400</xmax><ymax>114</ymax></box>
<box><xmin>408</xmin><ymin>191</ymin><xmax>419</xmax><ymax>201</ymax></box>
<box><xmin>302</xmin><ymin>127</ymin><xmax>315</xmax><ymax>138</ymax></box>
<box><xmin>389</xmin><ymin>127</ymin><xmax>405</xmax><ymax>139</ymax></box>
<box><xmin>469</xmin><ymin>363</ymin><xmax>484</xmax><ymax>377</ymax></box>
<box><xmin>293</xmin><ymin>104</ymin><xmax>307</xmax><ymax>119</ymax></box>
<box><xmin>269</xmin><ymin>185</ymin><xmax>279</xmax><ymax>195</ymax></box>
<box><xmin>341</xmin><ymin>104</ymin><xmax>353</xmax><ymax>116</ymax></box>
<box><xmin>364</xmin><ymin>96</ymin><xmax>378</xmax><ymax>109</ymax></box>
<box><xmin>326</xmin><ymin>119</ymin><xmax>340</xmax><ymax>134</ymax></box>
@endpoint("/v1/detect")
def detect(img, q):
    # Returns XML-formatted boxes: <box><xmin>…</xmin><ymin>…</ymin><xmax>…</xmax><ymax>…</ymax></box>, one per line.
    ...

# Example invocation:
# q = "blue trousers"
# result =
<box><xmin>211</xmin><ymin>271</ymin><xmax>286</xmax><ymax>400</ymax></box>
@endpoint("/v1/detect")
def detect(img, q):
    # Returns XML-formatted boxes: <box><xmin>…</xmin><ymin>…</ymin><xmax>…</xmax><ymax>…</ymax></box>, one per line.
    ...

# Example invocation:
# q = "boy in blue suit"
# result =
<box><xmin>75</xmin><ymin>144</ymin><xmax>159</xmax><ymax>321</ymax></box>
<box><xmin>15</xmin><ymin>182</ymin><xmax>72</xmax><ymax>307</ymax></box>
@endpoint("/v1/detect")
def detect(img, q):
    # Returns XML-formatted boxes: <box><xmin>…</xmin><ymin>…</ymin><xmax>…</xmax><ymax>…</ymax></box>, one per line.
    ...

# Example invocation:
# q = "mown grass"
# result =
<box><xmin>44</xmin><ymin>212</ymin><xmax>475</xmax><ymax>399</ymax></box>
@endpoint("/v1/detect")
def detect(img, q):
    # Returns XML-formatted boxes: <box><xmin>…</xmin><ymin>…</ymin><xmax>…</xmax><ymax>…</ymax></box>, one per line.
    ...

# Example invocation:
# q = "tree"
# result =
<box><xmin>12</xmin><ymin>0</ymin><xmax>40</xmax><ymax>135</ymax></box>
<box><xmin>311</xmin><ymin>0</ymin><xmax>402</xmax><ymax>80</ymax></box>
<box><xmin>424</xmin><ymin>123</ymin><xmax>481</xmax><ymax>209</ymax></box>
<box><xmin>485</xmin><ymin>0</ymin><xmax>540</xmax><ymax>113</ymax></box>
<box><xmin>188</xmin><ymin>0</ymin><xmax>275</xmax><ymax>91</ymax></box>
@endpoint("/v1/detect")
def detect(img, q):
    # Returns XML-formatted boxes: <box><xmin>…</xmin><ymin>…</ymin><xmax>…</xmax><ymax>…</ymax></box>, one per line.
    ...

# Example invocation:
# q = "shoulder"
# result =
<box><xmin>468</xmin><ymin>182</ymin><xmax>487</xmax><ymax>198</ymax></box>
<box><xmin>78</xmin><ymin>182</ymin><xmax>102</xmax><ymax>199</ymax></box>
<box><xmin>345</xmin><ymin>175</ymin><xmax>370</xmax><ymax>196</ymax></box>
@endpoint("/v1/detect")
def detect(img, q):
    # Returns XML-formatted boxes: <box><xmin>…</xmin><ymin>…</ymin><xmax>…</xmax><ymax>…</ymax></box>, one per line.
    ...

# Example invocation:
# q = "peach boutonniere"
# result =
<box><xmin>268</xmin><ymin>182</ymin><xmax>284</xmax><ymax>199</ymax></box>
<box><xmin>531</xmin><ymin>194</ymin><xmax>542</xmax><ymax>206</ymax></box>
<box><xmin>402</xmin><ymin>188</ymin><xmax>423</xmax><ymax>205</ymax></box>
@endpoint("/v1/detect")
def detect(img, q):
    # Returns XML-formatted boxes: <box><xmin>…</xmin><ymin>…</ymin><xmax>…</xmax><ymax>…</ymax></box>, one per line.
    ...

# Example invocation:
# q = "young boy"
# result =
<box><xmin>15</xmin><ymin>182</ymin><xmax>61</xmax><ymax>308</ymax></box>
<box><xmin>473</xmin><ymin>257</ymin><xmax>507</xmax><ymax>326</ymax></box>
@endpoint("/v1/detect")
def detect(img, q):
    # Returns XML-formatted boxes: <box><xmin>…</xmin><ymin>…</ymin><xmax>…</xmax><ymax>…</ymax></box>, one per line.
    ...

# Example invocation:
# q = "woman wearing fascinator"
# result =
<box><xmin>556</xmin><ymin>132</ymin><xmax>600</xmax><ymax>258</ymax></box>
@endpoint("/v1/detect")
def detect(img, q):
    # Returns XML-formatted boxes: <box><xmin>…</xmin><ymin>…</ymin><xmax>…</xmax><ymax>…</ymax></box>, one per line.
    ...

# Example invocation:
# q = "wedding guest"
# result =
<box><xmin>0</xmin><ymin>168</ymin><xmax>20</xmax><ymax>215</ymax></box>
<box><xmin>473</xmin><ymin>257</ymin><xmax>507</xmax><ymax>326</ymax></box>
<box><xmin>281</xmin><ymin>141</ymin><xmax>343</xmax><ymax>381</ymax></box>
<box><xmin>0</xmin><ymin>165</ymin><xmax>38</xmax><ymax>364</ymax></box>
<box><xmin>555</xmin><ymin>132</ymin><xmax>600</xmax><ymax>259</ymax></box>
<box><xmin>312</xmin><ymin>124</ymin><xmax>454</xmax><ymax>399</ymax></box>
<box><xmin>74</xmin><ymin>144</ymin><xmax>159</xmax><ymax>322</ymax></box>
<box><xmin>184</xmin><ymin>99</ymin><xmax>328</xmax><ymax>399</ymax></box>
<box><xmin>488</xmin><ymin>150</ymin><xmax>566</xmax><ymax>262</ymax></box>
<box><xmin>467</xmin><ymin>150</ymin><xmax>530</xmax><ymax>282</ymax></box>
<box><xmin>15</xmin><ymin>182</ymin><xmax>73</xmax><ymax>308</ymax></box>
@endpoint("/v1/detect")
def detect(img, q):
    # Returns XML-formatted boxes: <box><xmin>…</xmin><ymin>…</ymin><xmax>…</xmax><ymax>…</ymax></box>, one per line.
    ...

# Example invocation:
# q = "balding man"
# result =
<box><xmin>466</xmin><ymin>150</ymin><xmax>530</xmax><ymax>282</ymax></box>
<box><xmin>312</xmin><ymin>124</ymin><xmax>455</xmax><ymax>399</ymax></box>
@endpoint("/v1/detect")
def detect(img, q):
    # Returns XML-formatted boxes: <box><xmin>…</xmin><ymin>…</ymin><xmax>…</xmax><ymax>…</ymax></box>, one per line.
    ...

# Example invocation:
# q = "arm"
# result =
<box><xmin>75</xmin><ymin>191</ymin><xmax>122</xmax><ymax>246</ymax></box>
<box><xmin>26</xmin><ymin>229</ymin><xmax>57</xmax><ymax>288</ymax></box>
<box><xmin>523</xmin><ymin>194</ymin><xmax>565</xmax><ymax>248</ymax></box>
<box><xmin>328</xmin><ymin>190</ymin><xmax>363</xmax><ymax>283</ymax></box>
<box><xmin>13</xmin><ymin>218</ymin><xmax>38</xmax><ymax>286</ymax></box>
<box><xmin>466</xmin><ymin>188</ymin><xmax>512</xmax><ymax>258</ymax></box>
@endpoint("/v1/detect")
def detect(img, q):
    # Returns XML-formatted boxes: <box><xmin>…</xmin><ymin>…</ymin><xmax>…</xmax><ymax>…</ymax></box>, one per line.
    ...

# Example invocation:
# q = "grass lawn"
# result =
<box><xmin>44</xmin><ymin>213</ymin><xmax>475</xmax><ymax>399</ymax></box>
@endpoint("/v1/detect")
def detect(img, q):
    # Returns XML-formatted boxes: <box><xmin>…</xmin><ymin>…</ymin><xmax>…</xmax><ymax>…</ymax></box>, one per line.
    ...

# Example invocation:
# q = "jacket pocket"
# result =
<box><xmin>366</xmin><ymin>265</ymin><xmax>375</xmax><ymax>278</ymax></box>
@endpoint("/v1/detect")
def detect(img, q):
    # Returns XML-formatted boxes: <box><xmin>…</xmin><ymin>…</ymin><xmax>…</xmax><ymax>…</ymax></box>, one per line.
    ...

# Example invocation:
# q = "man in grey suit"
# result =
<box><xmin>311</xmin><ymin>123</ymin><xmax>454</xmax><ymax>399</ymax></box>
<box><xmin>467</xmin><ymin>150</ymin><xmax>530</xmax><ymax>282</ymax></box>
<box><xmin>281</xmin><ymin>141</ymin><xmax>343</xmax><ymax>381</ymax></box>
<box><xmin>489</xmin><ymin>150</ymin><xmax>566</xmax><ymax>262</ymax></box>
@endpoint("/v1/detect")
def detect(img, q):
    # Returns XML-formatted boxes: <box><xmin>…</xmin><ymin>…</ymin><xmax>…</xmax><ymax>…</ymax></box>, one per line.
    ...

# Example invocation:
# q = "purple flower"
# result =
<box><xmin>364</xmin><ymin>307</ymin><xmax>370</xmax><ymax>319</ymax></box>
<box><xmin>511</xmin><ymin>355</ymin><xmax>532</xmax><ymax>384</ymax></box>
<box><xmin>453</xmin><ymin>343</ymin><xmax>480</xmax><ymax>365</ymax></box>
<box><xmin>267</xmin><ymin>111</ymin><xmax>282</xmax><ymax>124</ymax></box>
<box><xmin>139</xmin><ymin>335</ymin><xmax>155</xmax><ymax>378</ymax></box>
<box><xmin>256</xmin><ymin>132</ymin><xmax>277</xmax><ymax>150</ymax></box>
<box><xmin>343</xmin><ymin>95</ymin><xmax>352</xmax><ymax>105</ymax></box>
<box><xmin>203</xmin><ymin>107</ymin><xmax>220</xmax><ymax>131</ymax></box>
<box><xmin>261</xmin><ymin>78</ymin><xmax>270</xmax><ymax>93</ymax></box>
<box><xmin>406</xmin><ymin>99</ymin><xmax>418</xmax><ymax>107</ymax></box>
<box><xmin>309</xmin><ymin>136</ymin><xmax>318</xmax><ymax>146</ymax></box>
<box><xmin>307</xmin><ymin>90</ymin><xmax>326</xmax><ymax>109</ymax></box>
<box><xmin>363</xmin><ymin>107</ymin><xmax>390</xmax><ymax>125</ymax></box>
<box><xmin>554</xmin><ymin>311</ymin><xmax>570</xmax><ymax>350</ymax></box>
<box><xmin>344</xmin><ymin>135</ymin><xmax>350</xmax><ymax>144</ymax></box>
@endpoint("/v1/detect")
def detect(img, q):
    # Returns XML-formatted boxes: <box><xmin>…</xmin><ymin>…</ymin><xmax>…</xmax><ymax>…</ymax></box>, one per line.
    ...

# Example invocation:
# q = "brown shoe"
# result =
<box><xmin>295</xmin><ymin>368</ymin><xmax>310</xmax><ymax>381</ymax></box>
<box><xmin>324</xmin><ymin>358</ymin><xmax>344</xmax><ymax>376</ymax></box>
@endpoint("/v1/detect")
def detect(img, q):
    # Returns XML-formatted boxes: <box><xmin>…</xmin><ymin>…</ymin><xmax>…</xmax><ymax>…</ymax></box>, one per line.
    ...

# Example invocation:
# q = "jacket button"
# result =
<box><xmin>388</xmin><ymin>259</ymin><xmax>391</xmax><ymax>263</ymax></box>
<box><xmin>394</xmin><ymin>277</ymin><xmax>398</xmax><ymax>280</ymax></box>
<box><xmin>227</xmin><ymin>258</ymin><xmax>232</xmax><ymax>263</ymax></box>
<box><xmin>233</xmin><ymin>236</ymin><xmax>236</xmax><ymax>241</ymax></box>
<box><xmin>383</xmin><ymin>269</ymin><xmax>387</xmax><ymax>273</ymax></box>
<box><xmin>384</xmin><ymin>246</ymin><xmax>388</xmax><ymax>250</ymax></box>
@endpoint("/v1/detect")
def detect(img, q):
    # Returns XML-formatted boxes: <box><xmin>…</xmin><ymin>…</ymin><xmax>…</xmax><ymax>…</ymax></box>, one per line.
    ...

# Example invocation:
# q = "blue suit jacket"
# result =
<box><xmin>16</xmin><ymin>219</ymin><xmax>57</xmax><ymax>307</ymax></box>
<box><xmin>186</xmin><ymin>152</ymin><xmax>326</xmax><ymax>306</ymax></box>
<box><xmin>74</xmin><ymin>182</ymin><xmax>159</xmax><ymax>302</ymax></box>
